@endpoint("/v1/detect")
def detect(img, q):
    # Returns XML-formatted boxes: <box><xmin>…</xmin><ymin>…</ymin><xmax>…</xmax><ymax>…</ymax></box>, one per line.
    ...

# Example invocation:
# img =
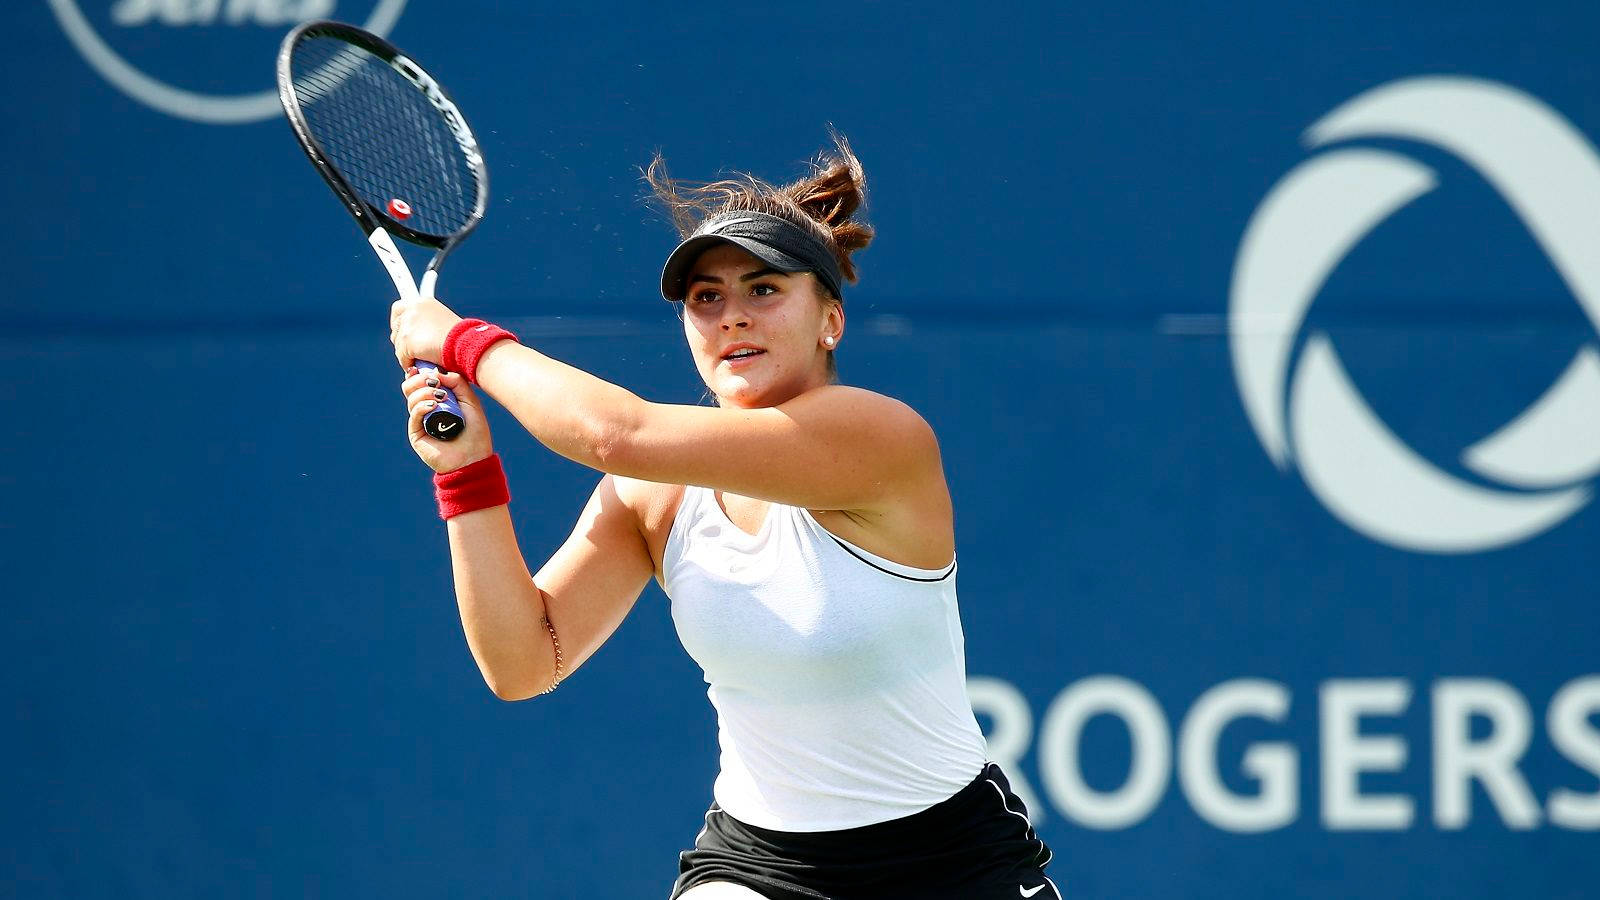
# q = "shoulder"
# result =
<box><xmin>608</xmin><ymin>475</ymin><xmax>685</xmax><ymax>529</ymax></box>
<box><xmin>785</xmin><ymin>384</ymin><xmax>928</xmax><ymax>419</ymax></box>
<box><xmin>781</xmin><ymin>385</ymin><xmax>941</xmax><ymax>451</ymax></box>
<box><xmin>607</xmin><ymin>476</ymin><xmax>688</xmax><ymax>576</ymax></box>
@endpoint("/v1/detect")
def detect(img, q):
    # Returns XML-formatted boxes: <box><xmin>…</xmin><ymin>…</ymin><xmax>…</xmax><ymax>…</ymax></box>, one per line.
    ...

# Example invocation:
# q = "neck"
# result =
<box><xmin>715</xmin><ymin>366</ymin><xmax>833</xmax><ymax>408</ymax></box>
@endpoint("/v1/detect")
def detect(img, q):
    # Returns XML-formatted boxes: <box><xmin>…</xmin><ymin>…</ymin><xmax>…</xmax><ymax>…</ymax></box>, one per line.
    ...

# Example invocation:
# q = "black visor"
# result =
<box><xmin>660</xmin><ymin>211</ymin><xmax>844</xmax><ymax>302</ymax></box>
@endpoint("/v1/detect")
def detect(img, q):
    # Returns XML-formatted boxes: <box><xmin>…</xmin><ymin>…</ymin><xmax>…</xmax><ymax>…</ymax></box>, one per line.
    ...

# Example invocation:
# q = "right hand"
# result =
<box><xmin>401</xmin><ymin>368</ymin><xmax>495</xmax><ymax>473</ymax></box>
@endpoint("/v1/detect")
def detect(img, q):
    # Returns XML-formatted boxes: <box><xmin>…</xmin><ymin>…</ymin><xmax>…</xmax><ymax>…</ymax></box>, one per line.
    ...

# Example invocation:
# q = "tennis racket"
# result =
<box><xmin>276</xmin><ymin>20</ymin><xmax>488</xmax><ymax>441</ymax></box>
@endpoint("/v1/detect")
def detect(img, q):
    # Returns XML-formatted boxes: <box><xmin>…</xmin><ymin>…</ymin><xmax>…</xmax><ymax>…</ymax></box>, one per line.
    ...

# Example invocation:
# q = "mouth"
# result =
<box><xmin>720</xmin><ymin>345</ymin><xmax>766</xmax><ymax>364</ymax></box>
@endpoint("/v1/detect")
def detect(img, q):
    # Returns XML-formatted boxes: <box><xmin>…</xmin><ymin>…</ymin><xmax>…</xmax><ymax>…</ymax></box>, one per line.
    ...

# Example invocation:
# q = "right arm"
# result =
<box><xmin>403</xmin><ymin>369</ymin><xmax>655</xmax><ymax>701</ymax></box>
<box><xmin>445</xmin><ymin>474</ymin><xmax>655</xmax><ymax>701</ymax></box>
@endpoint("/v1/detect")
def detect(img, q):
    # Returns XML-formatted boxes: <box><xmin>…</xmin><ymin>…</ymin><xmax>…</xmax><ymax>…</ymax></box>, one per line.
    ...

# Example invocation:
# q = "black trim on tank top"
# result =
<box><xmin>823</xmin><ymin>533</ymin><xmax>957</xmax><ymax>583</ymax></box>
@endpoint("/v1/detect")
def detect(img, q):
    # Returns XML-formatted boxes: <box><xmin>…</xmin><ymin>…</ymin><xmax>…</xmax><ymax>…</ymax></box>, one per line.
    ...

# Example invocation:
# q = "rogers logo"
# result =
<box><xmin>1230</xmin><ymin>76</ymin><xmax>1600</xmax><ymax>554</ymax></box>
<box><xmin>47</xmin><ymin>0</ymin><xmax>407</xmax><ymax>124</ymax></box>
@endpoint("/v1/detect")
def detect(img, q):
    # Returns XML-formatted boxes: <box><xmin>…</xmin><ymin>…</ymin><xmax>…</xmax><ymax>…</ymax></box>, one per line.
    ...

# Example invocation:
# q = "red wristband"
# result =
<box><xmin>434</xmin><ymin>453</ymin><xmax>511</xmax><ymax>520</ymax></box>
<box><xmin>441</xmin><ymin>318</ymin><xmax>518</xmax><ymax>385</ymax></box>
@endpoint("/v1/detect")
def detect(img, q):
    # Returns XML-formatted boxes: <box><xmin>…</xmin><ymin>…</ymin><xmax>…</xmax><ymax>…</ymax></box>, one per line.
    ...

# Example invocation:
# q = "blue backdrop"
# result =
<box><xmin>8</xmin><ymin>2</ymin><xmax>1598</xmax><ymax>898</ymax></box>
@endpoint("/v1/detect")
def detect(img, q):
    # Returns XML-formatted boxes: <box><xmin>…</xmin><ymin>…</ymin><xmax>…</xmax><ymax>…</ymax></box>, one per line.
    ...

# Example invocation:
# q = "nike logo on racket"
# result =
<box><xmin>1019</xmin><ymin>885</ymin><xmax>1047</xmax><ymax>898</ymax></box>
<box><xmin>437</xmin><ymin>421</ymin><xmax>458</xmax><ymax>433</ymax></box>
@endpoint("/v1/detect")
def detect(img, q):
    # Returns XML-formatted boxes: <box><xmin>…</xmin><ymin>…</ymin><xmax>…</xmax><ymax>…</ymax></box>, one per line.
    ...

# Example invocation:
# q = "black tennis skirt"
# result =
<box><xmin>670</xmin><ymin>762</ymin><xmax>1060</xmax><ymax>900</ymax></box>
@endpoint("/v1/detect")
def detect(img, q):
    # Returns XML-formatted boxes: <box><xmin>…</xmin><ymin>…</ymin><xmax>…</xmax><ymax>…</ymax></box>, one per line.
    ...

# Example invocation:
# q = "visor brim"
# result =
<box><xmin>659</xmin><ymin>235</ymin><xmax>810</xmax><ymax>302</ymax></box>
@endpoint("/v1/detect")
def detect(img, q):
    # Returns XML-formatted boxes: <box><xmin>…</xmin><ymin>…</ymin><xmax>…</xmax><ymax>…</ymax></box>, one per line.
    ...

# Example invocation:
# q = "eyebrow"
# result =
<box><xmin>687</xmin><ymin>267</ymin><xmax>787</xmax><ymax>286</ymax></box>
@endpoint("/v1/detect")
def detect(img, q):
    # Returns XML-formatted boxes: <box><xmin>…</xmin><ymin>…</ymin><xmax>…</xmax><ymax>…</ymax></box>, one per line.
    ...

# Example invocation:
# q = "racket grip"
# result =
<box><xmin>416</xmin><ymin>360</ymin><xmax>466</xmax><ymax>441</ymax></box>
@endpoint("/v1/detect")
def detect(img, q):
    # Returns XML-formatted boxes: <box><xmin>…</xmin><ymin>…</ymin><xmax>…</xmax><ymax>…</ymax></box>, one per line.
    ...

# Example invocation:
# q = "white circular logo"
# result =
<box><xmin>1230</xmin><ymin>76</ymin><xmax>1600</xmax><ymax>553</ymax></box>
<box><xmin>48</xmin><ymin>0</ymin><xmax>408</xmax><ymax>124</ymax></box>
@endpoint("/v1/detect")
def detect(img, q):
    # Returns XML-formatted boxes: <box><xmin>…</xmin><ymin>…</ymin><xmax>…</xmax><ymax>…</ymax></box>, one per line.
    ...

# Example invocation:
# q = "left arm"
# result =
<box><xmin>472</xmin><ymin>340</ymin><xmax>940</xmax><ymax>512</ymax></box>
<box><xmin>390</xmin><ymin>299</ymin><xmax>941</xmax><ymax>512</ymax></box>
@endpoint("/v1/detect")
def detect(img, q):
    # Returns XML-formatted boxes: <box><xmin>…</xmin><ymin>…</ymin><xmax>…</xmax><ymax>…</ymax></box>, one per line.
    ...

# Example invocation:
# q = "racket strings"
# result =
<box><xmin>289</xmin><ymin>37</ymin><xmax>481</xmax><ymax>239</ymax></box>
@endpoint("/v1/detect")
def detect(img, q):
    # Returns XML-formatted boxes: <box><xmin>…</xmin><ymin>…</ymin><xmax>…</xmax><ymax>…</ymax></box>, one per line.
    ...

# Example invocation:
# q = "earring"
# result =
<box><xmin>823</xmin><ymin>336</ymin><xmax>836</xmax><ymax>347</ymax></box>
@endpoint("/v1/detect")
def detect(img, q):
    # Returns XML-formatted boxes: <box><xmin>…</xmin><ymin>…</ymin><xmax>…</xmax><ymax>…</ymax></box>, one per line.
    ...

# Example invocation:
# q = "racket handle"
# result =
<box><xmin>415</xmin><ymin>360</ymin><xmax>466</xmax><ymax>441</ymax></box>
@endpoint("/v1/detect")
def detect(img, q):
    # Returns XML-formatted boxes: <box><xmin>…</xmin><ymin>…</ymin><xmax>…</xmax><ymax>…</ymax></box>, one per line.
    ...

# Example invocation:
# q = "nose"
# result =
<box><xmin>719</xmin><ymin>299</ymin><xmax>751</xmax><ymax>331</ymax></box>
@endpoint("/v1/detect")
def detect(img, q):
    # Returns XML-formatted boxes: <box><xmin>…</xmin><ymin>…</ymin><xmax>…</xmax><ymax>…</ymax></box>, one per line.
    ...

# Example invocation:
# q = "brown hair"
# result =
<box><xmin>645</xmin><ymin>130</ymin><xmax>874</xmax><ymax>299</ymax></box>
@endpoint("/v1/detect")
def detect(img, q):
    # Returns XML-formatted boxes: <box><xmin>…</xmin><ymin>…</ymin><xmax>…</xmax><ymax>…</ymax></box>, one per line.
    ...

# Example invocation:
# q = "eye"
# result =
<box><xmin>750</xmin><ymin>283</ymin><xmax>778</xmax><ymax>297</ymax></box>
<box><xmin>689</xmin><ymin>289</ymin><xmax>721</xmax><ymax>305</ymax></box>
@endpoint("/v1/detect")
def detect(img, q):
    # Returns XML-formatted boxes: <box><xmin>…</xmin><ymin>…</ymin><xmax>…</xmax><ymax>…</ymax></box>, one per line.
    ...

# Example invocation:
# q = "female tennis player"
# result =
<box><xmin>390</xmin><ymin>136</ymin><xmax>1059</xmax><ymax>900</ymax></box>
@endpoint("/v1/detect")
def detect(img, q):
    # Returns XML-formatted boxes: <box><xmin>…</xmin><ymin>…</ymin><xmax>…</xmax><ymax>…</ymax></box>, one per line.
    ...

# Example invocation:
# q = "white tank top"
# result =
<box><xmin>663</xmin><ymin>484</ymin><xmax>989</xmax><ymax>832</ymax></box>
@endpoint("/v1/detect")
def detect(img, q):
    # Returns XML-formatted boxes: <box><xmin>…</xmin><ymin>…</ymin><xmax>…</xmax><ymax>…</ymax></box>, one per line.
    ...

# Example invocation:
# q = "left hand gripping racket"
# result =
<box><xmin>277</xmin><ymin>20</ymin><xmax>489</xmax><ymax>441</ymax></box>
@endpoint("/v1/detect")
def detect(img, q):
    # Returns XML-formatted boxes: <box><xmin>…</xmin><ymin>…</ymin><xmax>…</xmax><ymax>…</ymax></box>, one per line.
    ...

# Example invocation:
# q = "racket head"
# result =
<box><xmin>277</xmin><ymin>20</ymin><xmax>489</xmax><ymax>250</ymax></box>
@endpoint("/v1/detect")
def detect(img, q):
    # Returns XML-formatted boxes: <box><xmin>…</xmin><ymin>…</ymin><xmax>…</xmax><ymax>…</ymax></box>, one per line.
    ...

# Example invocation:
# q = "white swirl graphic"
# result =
<box><xmin>1230</xmin><ymin>76</ymin><xmax>1600</xmax><ymax>553</ymax></box>
<box><xmin>48</xmin><ymin>0</ymin><xmax>408</xmax><ymax>124</ymax></box>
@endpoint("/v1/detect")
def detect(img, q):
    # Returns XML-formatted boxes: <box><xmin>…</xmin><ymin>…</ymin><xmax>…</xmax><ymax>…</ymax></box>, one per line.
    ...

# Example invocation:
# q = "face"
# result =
<box><xmin>681</xmin><ymin>243</ymin><xmax>843</xmax><ymax>408</ymax></box>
